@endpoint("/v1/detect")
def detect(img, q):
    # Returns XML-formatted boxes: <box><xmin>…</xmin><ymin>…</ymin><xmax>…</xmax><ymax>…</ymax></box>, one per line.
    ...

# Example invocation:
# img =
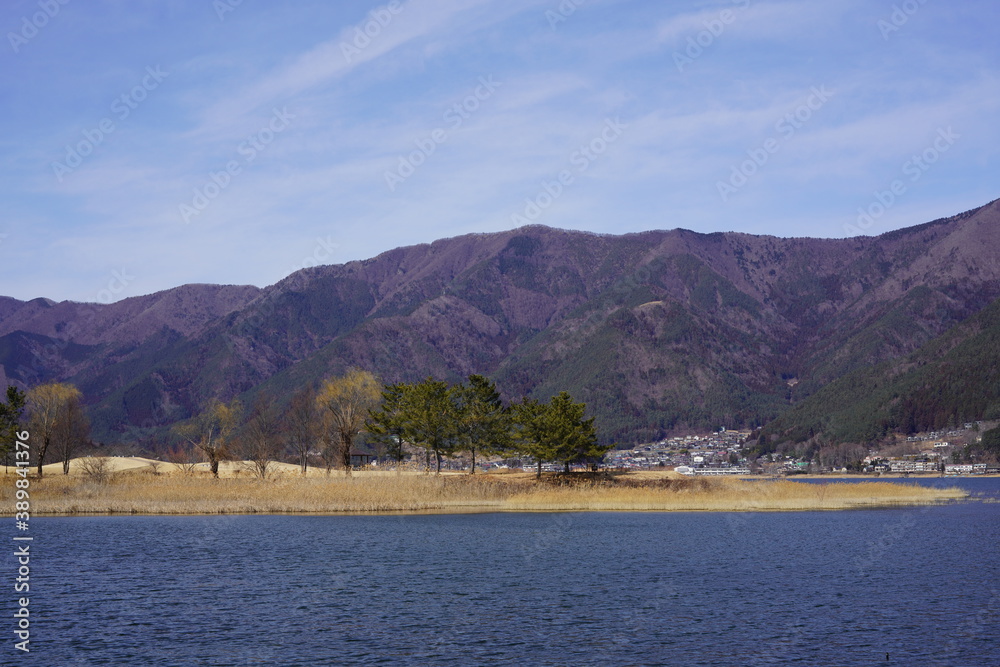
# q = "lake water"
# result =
<box><xmin>19</xmin><ymin>478</ymin><xmax>1000</xmax><ymax>665</ymax></box>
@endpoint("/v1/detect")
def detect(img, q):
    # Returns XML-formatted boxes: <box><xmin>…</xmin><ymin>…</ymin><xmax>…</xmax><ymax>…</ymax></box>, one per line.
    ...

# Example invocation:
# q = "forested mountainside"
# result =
<box><xmin>3</xmin><ymin>198</ymin><xmax>998</xmax><ymax>448</ymax></box>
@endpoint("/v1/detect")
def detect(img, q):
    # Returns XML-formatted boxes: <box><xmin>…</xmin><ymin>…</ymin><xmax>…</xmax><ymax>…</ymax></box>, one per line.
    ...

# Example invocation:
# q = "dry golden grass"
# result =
<box><xmin>504</xmin><ymin>477</ymin><xmax>967</xmax><ymax>511</ymax></box>
<box><xmin>0</xmin><ymin>459</ymin><xmax>966</xmax><ymax>515</ymax></box>
<box><xmin>5</xmin><ymin>470</ymin><xmax>516</xmax><ymax>514</ymax></box>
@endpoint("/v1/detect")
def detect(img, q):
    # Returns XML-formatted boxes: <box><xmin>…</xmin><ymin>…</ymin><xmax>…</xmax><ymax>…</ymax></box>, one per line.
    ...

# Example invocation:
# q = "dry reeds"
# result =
<box><xmin>0</xmin><ymin>463</ymin><xmax>966</xmax><ymax>515</ymax></box>
<box><xmin>8</xmin><ymin>469</ymin><xmax>517</xmax><ymax>515</ymax></box>
<box><xmin>504</xmin><ymin>477</ymin><xmax>966</xmax><ymax>511</ymax></box>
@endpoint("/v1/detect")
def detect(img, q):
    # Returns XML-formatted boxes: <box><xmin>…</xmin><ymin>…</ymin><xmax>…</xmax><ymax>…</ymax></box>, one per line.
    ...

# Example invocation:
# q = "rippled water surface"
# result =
<box><xmin>24</xmin><ymin>478</ymin><xmax>1000</xmax><ymax>665</ymax></box>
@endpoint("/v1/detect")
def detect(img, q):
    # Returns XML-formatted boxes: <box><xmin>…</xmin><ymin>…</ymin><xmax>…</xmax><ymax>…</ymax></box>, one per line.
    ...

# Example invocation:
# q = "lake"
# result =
<box><xmin>21</xmin><ymin>478</ymin><xmax>1000</xmax><ymax>665</ymax></box>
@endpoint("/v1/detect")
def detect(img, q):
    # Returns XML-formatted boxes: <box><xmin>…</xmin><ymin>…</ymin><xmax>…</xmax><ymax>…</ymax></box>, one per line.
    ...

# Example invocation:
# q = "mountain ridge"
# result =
<box><xmin>3</xmin><ymin>197</ymin><xmax>999</xmax><ymax>448</ymax></box>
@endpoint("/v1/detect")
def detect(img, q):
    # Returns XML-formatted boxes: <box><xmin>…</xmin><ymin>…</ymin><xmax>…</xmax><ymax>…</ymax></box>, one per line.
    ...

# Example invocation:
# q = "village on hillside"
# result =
<box><xmin>602</xmin><ymin>423</ymin><xmax>1000</xmax><ymax>476</ymax></box>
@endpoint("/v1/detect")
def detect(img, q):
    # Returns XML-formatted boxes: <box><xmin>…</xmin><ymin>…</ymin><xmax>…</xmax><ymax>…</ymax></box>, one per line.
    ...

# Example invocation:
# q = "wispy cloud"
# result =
<box><xmin>1</xmin><ymin>0</ymin><xmax>998</xmax><ymax>302</ymax></box>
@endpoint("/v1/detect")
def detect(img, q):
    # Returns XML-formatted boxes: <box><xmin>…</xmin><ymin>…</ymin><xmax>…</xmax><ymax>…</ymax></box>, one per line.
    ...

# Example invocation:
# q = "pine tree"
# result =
<box><xmin>454</xmin><ymin>375</ymin><xmax>511</xmax><ymax>474</ymax></box>
<box><xmin>511</xmin><ymin>397</ymin><xmax>555</xmax><ymax>479</ymax></box>
<box><xmin>0</xmin><ymin>387</ymin><xmax>26</xmax><ymax>469</ymax></box>
<box><xmin>366</xmin><ymin>382</ymin><xmax>412</xmax><ymax>467</ymax></box>
<box><xmin>401</xmin><ymin>378</ymin><xmax>458</xmax><ymax>474</ymax></box>
<box><xmin>512</xmin><ymin>391</ymin><xmax>606</xmax><ymax>478</ymax></box>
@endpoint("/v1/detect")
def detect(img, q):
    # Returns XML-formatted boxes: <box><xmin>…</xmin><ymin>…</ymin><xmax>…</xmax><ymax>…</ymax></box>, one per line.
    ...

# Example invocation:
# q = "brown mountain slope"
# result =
<box><xmin>2</xmin><ymin>198</ymin><xmax>998</xmax><ymax>446</ymax></box>
<box><xmin>0</xmin><ymin>284</ymin><xmax>261</xmax><ymax>345</ymax></box>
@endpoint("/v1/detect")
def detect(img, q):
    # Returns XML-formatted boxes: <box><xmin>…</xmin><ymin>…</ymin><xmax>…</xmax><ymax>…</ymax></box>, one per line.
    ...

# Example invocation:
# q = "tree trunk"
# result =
<box><xmin>470</xmin><ymin>448</ymin><xmax>476</xmax><ymax>475</ymax></box>
<box><xmin>536</xmin><ymin>459</ymin><xmax>542</xmax><ymax>480</ymax></box>
<box><xmin>36</xmin><ymin>437</ymin><xmax>49</xmax><ymax>478</ymax></box>
<box><xmin>340</xmin><ymin>433</ymin><xmax>352</xmax><ymax>475</ymax></box>
<box><xmin>564</xmin><ymin>461</ymin><xmax>570</xmax><ymax>474</ymax></box>
<box><xmin>63</xmin><ymin>458</ymin><xmax>70</xmax><ymax>474</ymax></box>
<box><xmin>435</xmin><ymin>450</ymin><xmax>442</xmax><ymax>474</ymax></box>
<box><xmin>210</xmin><ymin>457</ymin><xmax>220</xmax><ymax>478</ymax></box>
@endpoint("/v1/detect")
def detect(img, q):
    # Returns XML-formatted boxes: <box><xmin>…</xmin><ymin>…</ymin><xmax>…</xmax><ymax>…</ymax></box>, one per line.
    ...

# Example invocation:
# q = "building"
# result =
<box><xmin>888</xmin><ymin>460</ymin><xmax>939</xmax><ymax>473</ymax></box>
<box><xmin>944</xmin><ymin>463</ymin><xmax>989</xmax><ymax>475</ymax></box>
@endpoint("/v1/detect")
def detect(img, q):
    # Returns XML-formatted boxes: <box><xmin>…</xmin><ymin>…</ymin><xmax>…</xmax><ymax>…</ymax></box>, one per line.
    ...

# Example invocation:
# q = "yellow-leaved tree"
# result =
<box><xmin>316</xmin><ymin>369</ymin><xmax>382</xmax><ymax>474</ymax></box>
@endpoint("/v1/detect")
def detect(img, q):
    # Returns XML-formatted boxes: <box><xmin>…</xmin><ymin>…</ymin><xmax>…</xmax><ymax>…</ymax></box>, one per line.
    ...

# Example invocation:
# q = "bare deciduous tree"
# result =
<box><xmin>319</xmin><ymin>438</ymin><xmax>339</xmax><ymax>475</ymax></box>
<box><xmin>26</xmin><ymin>383</ymin><xmax>86</xmax><ymax>477</ymax></box>
<box><xmin>241</xmin><ymin>398</ymin><xmax>281</xmax><ymax>479</ymax></box>
<box><xmin>284</xmin><ymin>387</ymin><xmax>318</xmax><ymax>475</ymax></box>
<box><xmin>56</xmin><ymin>394</ymin><xmax>89</xmax><ymax>474</ymax></box>
<box><xmin>174</xmin><ymin>398</ymin><xmax>242</xmax><ymax>478</ymax></box>
<box><xmin>165</xmin><ymin>444</ymin><xmax>200</xmax><ymax>475</ymax></box>
<box><xmin>79</xmin><ymin>456</ymin><xmax>112</xmax><ymax>484</ymax></box>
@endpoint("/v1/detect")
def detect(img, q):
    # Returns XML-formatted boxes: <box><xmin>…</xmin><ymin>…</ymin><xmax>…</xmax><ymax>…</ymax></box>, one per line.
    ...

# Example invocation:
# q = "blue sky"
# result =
<box><xmin>2</xmin><ymin>0</ymin><xmax>998</xmax><ymax>303</ymax></box>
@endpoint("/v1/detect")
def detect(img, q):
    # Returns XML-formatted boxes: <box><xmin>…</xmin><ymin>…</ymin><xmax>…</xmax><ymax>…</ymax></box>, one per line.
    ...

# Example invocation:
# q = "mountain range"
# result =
<box><xmin>3</xmin><ymin>197</ymin><xmax>1000</xmax><ymax>449</ymax></box>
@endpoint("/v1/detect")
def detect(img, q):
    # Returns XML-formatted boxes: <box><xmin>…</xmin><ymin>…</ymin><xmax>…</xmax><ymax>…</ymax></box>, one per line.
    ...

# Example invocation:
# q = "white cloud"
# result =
<box><xmin>2</xmin><ymin>0</ymin><xmax>999</xmax><ymax>301</ymax></box>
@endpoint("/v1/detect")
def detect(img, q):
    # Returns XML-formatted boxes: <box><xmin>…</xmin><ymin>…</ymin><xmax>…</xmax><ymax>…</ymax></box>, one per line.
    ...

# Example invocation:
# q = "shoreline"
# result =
<box><xmin>776</xmin><ymin>473</ymin><xmax>1000</xmax><ymax>479</ymax></box>
<box><xmin>2</xmin><ymin>465</ymin><xmax>968</xmax><ymax>516</ymax></box>
<box><xmin>17</xmin><ymin>498</ymin><xmax>969</xmax><ymax>518</ymax></box>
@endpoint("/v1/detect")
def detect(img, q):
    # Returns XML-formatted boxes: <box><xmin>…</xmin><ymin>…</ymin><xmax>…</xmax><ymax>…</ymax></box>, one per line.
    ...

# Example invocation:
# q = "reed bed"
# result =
<box><xmin>0</xmin><ymin>465</ymin><xmax>966</xmax><ymax>515</ymax></box>
<box><xmin>504</xmin><ymin>477</ymin><xmax>967</xmax><ymax>511</ymax></box>
<box><xmin>10</xmin><ymin>471</ymin><xmax>517</xmax><ymax>515</ymax></box>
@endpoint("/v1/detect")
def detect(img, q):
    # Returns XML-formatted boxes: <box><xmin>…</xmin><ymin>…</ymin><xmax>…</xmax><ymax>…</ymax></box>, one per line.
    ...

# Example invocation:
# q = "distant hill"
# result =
<box><xmin>3</xmin><ymin>198</ymin><xmax>999</xmax><ymax>448</ymax></box>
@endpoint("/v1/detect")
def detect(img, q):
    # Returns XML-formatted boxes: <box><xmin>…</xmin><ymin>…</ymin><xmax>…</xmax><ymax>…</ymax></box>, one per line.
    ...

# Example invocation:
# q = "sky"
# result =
<box><xmin>2</xmin><ymin>0</ymin><xmax>998</xmax><ymax>304</ymax></box>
